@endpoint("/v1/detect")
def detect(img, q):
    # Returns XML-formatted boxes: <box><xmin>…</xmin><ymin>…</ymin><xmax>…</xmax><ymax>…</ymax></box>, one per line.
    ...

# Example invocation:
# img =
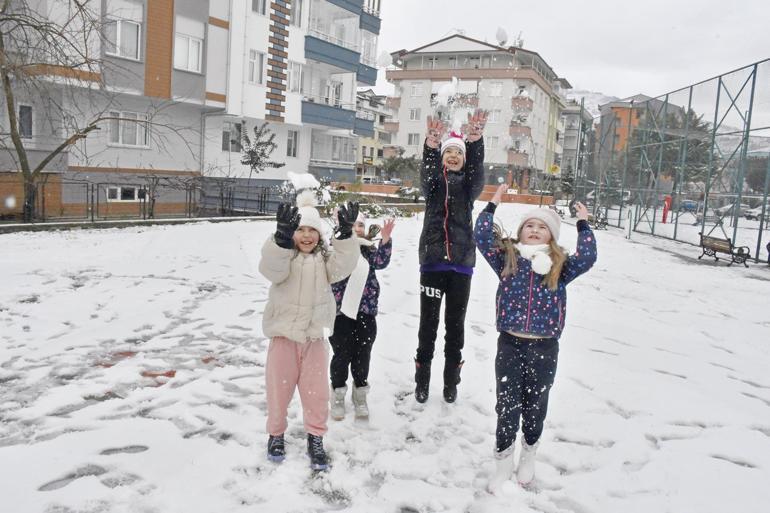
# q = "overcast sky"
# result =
<box><xmin>373</xmin><ymin>0</ymin><xmax>770</xmax><ymax>100</ymax></box>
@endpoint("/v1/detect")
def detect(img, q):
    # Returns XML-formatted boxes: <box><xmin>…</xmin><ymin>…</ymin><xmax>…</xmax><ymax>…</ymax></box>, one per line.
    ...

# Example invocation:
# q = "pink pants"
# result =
<box><xmin>265</xmin><ymin>336</ymin><xmax>330</xmax><ymax>437</ymax></box>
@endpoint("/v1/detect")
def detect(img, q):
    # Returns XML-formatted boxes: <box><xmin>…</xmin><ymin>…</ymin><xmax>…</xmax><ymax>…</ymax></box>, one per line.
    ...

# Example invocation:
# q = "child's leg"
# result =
<box><xmin>265</xmin><ymin>336</ymin><xmax>301</xmax><ymax>436</ymax></box>
<box><xmin>520</xmin><ymin>338</ymin><xmax>559</xmax><ymax>446</ymax></box>
<box><xmin>329</xmin><ymin>315</ymin><xmax>355</xmax><ymax>389</ymax></box>
<box><xmin>495</xmin><ymin>332</ymin><xmax>526</xmax><ymax>453</ymax></box>
<box><xmin>351</xmin><ymin>313</ymin><xmax>377</xmax><ymax>388</ymax></box>
<box><xmin>416</xmin><ymin>271</ymin><xmax>447</xmax><ymax>364</ymax></box>
<box><xmin>297</xmin><ymin>338</ymin><xmax>331</xmax><ymax>436</ymax></box>
<box><xmin>442</xmin><ymin>272</ymin><xmax>472</xmax><ymax>366</ymax></box>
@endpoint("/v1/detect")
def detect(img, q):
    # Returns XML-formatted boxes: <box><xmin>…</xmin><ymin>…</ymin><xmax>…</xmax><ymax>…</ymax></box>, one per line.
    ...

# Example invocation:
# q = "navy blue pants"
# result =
<box><xmin>495</xmin><ymin>332</ymin><xmax>559</xmax><ymax>453</ymax></box>
<box><xmin>416</xmin><ymin>271</ymin><xmax>472</xmax><ymax>367</ymax></box>
<box><xmin>329</xmin><ymin>313</ymin><xmax>377</xmax><ymax>389</ymax></box>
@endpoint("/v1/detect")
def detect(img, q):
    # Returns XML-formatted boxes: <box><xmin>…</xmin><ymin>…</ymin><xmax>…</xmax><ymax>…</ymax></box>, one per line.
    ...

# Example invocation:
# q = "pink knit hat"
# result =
<box><xmin>441</xmin><ymin>131</ymin><xmax>466</xmax><ymax>155</ymax></box>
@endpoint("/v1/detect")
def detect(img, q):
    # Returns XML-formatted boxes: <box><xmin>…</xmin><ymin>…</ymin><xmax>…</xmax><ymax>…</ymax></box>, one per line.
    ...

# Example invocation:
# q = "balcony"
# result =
<box><xmin>360</xmin><ymin>10</ymin><xmax>381</xmax><ymax>34</ymax></box>
<box><xmin>383</xmin><ymin>121</ymin><xmax>399</xmax><ymax>133</ymax></box>
<box><xmin>507</xmin><ymin>150</ymin><xmax>529</xmax><ymax>167</ymax></box>
<box><xmin>301</xmin><ymin>100</ymin><xmax>355</xmax><ymax>130</ymax></box>
<box><xmin>430</xmin><ymin>93</ymin><xmax>478</xmax><ymax>109</ymax></box>
<box><xmin>357</xmin><ymin>63</ymin><xmax>377</xmax><ymax>86</ymax></box>
<box><xmin>327</xmin><ymin>0</ymin><xmax>364</xmax><ymax>14</ymax></box>
<box><xmin>385</xmin><ymin>97</ymin><xmax>401</xmax><ymax>110</ymax></box>
<box><xmin>354</xmin><ymin>110</ymin><xmax>375</xmax><ymax>137</ymax></box>
<box><xmin>383</xmin><ymin>145</ymin><xmax>401</xmax><ymax>159</ymax></box>
<box><xmin>305</xmin><ymin>33</ymin><xmax>361</xmax><ymax>73</ymax></box>
<box><xmin>509</xmin><ymin>123</ymin><xmax>531</xmax><ymax>139</ymax></box>
<box><xmin>511</xmin><ymin>96</ymin><xmax>534</xmax><ymax>112</ymax></box>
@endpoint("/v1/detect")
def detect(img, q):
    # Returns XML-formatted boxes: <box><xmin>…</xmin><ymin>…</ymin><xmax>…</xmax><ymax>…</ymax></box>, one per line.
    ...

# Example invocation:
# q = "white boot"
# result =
<box><xmin>487</xmin><ymin>445</ymin><xmax>515</xmax><ymax>494</ymax></box>
<box><xmin>516</xmin><ymin>439</ymin><xmax>540</xmax><ymax>485</ymax></box>
<box><xmin>351</xmin><ymin>385</ymin><xmax>370</xmax><ymax>419</ymax></box>
<box><xmin>330</xmin><ymin>385</ymin><xmax>347</xmax><ymax>421</ymax></box>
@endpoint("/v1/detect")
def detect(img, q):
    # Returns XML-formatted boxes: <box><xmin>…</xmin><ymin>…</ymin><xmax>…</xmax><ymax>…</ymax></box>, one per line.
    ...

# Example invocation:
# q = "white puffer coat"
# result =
<box><xmin>259</xmin><ymin>235</ymin><xmax>359</xmax><ymax>343</ymax></box>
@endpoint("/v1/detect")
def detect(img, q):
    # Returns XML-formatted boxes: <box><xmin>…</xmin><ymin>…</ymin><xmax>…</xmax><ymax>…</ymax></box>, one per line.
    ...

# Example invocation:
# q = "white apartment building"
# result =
<box><xmin>355</xmin><ymin>89</ymin><xmax>395</xmax><ymax>178</ymax></box>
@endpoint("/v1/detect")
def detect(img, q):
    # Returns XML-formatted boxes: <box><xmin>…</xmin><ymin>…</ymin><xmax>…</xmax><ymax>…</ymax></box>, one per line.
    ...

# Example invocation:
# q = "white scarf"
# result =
<box><xmin>514</xmin><ymin>243</ymin><xmax>553</xmax><ymax>275</ymax></box>
<box><xmin>340</xmin><ymin>238</ymin><xmax>376</xmax><ymax>319</ymax></box>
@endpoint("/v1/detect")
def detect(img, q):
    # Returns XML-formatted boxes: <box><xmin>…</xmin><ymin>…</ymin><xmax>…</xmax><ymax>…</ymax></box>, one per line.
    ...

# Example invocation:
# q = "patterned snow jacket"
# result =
<box><xmin>419</xmin><ymin>138</ymin><xmax>485</xmax><ymax>268</ymax></box>
<box><xmin>474</xmin><ymin>208</ymin><xmax>597</xmax><ymax>340</ymax></box>
<box><xmin>331</xmin><ymin>239</ymin><xmax>392</xmax><ymax>316</ymax></box>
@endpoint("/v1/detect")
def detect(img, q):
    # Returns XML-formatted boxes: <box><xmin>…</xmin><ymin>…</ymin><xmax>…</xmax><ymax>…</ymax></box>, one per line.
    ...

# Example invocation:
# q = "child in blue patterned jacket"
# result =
<box><xmin>474</xmin><ymin>184</ymin><xmax>597</xmax><ymax>492</ymax></box>
<box><xmin>328</xmin><ymin>215</ymin><xmax>395</xmax><ymax>421</ymax></box>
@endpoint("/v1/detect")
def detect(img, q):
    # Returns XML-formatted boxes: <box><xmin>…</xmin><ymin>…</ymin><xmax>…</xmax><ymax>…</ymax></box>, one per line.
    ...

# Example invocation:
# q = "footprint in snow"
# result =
<box><xmin>38</xmin><ymin>465</ymin><xmax>107</xmax><ymax>491</ymax></box>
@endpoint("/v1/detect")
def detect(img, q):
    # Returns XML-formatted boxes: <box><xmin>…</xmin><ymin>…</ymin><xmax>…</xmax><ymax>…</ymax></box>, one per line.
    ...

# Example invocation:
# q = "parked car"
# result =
<box><xmin>384</xmin><ymin>178</ymin><xmax>403</xmax><ymax>186</ymax></box>
<box><xmin>678</xmin><ymin>199</ymin><xmax>700</xmax><ymax>213</ymax></box>
<box><xmin>714</xmin><ymin>202</ymin><xmax>750</xmax><ymax>216</ymax></box>
<box><xmin>744</xmin><ymin>203</ymin><xmax>770</xmax><ymax>220</ymax></box>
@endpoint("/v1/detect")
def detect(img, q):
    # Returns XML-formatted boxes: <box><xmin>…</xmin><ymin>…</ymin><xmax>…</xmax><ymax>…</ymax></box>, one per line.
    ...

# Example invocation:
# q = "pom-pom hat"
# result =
<box><xmin>517</xmin><ymin>207</ymin><xmax>562</xmax><ymax>241</ymax></box>
<box><xmin>441</xmin><ymin>131</ymin><xmax>466</xmax><ymax>156</ymax></box>
<box><xmin>295</xmin><ymin>190</ymin><xmax>325</xmax><ymax>235</ymax></box>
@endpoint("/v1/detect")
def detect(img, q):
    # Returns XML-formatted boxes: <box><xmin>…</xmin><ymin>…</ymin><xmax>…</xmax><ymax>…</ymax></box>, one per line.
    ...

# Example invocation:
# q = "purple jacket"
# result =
<box><xmin>332</xmin><ymin>240</ymin><xmax>392</xmax><ymax>316</ymax></box>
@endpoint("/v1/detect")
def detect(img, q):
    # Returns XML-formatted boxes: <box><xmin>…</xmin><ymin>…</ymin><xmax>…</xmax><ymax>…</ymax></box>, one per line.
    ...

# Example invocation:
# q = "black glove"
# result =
<box><xmin>275</xmin><ymin>203</ymin><xmax>300</xmax><ymax>249</ymax></box>
<box><xmin>336</xmin><ymin>202</ymin><xmax>359</xmax><ymax>239</ymax></box>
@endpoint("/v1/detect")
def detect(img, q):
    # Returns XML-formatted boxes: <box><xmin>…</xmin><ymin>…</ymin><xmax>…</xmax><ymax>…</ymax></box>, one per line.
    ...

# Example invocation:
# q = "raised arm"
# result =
<box><xmin>561</xmin><ymin>202</ymin><xmax>598</xmax><ymax>284</ymax></box>
<box><xmin>326</xmin><ymin>202</ymin><xmax>362</xmax><ymax>283</ymax></box>
<box><xmin>370</xmin><ymin>218</ymin><xmax>395</xmax><ymax>270</ymax></box>
<box><xmin>473</xmin><ymin>185</ymin><xmax>506</xmax><ymax>277</ymax></box>
<box><xmin>463</xmin><ymin>109</ymin><xmax>488</xmax><ymax>200</ymax></box>
<box><xmin>421</xmin><ymin>116</ymin><xmax>446</xmax><ymax>197</ymax></box>
<box><xmin>258</xmin><ymin>203</ymin><xmax>299</xmax><ymax>283</ymax></box>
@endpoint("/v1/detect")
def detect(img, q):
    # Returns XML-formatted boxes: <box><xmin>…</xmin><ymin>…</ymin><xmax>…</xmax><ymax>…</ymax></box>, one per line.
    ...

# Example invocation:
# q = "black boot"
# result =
<box><xmin>267</xmin><ymin>434</ymin><xmax>285</xmax><ymax>463</ymax></box>
<box><xmin>414</xmin><ymin>359</ymin><xmax>431</xmax><ymax>403</ymax></box>
<box><xmin>442</xmin><ymin>360</ymin><xmax>464</xmax><ymax>403</ymax></box>
<box><xmin>307</xmin><ymin>433</ymin><xmax>329</xmax><ymax>471</ymax></box>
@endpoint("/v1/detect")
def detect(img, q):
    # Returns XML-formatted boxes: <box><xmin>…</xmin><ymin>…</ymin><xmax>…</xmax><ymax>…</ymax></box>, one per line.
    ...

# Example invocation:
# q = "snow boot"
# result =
<box><xmin>267</xmin><ymin>434</ymin><xmax>285</xmax><ymax>463</ymax></box>
<box><xmin>442</xmin><ymin>360</ymin><xmax>464</xmax><ymax>403</ymax></box>
<box><xmin>330</xmin><ymin>385</ymin><xmax>347</xmax><ymax>421</ymax></box>
<box><xmin>307</xmin><ymin>433</ymin><xmax>329</xmax><ymax>471</ymax></box>
<box><xmin>487</xmin><ymin>444</ymin><xmax>515</xmax><ymax>494</ymax></box>
<box><xmin>414</xmin><ymin>359</ymin><xmax>431</xmax><ymax>403</ymax></box>
<box><xmin>517</xmin><ymin>439</ymin><xmax>540</xmax><ymax>485</ymax></box>
<box><xmin>351</xmin><ymin>385</ymin><xmax>370</xmax><ymax>419</ymax></box>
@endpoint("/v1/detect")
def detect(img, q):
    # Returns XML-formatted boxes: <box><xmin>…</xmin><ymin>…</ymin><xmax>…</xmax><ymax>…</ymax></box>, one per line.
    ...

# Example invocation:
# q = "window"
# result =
<box><xmin>222</xmin><ymin>121</ymin><xmax>242</xmax><ymax>152</ymax></box>
<box><xmin>18</xmin><ymin>105</ymin><xmax>33</xmax><ymax>139</ymax></box>
<box><xmin>518</xmin><ymin>86</ymin><xmax>527</xmax><ymax>96</ymax></box>
<box><xmin>408</xmin><ymin>133</ymin><xmax>420</xmax><ymax>146</ymax></box>
<box><xmin>426</xmin><ymin>57</ymin><xmax>438</xmax><ymax>69</ymax></box>
<box><xmin>108</xmin><ymin>111</ymin><xmax>149</xmax><ymax>147</ymax></box>
<box><xmin>287</xmin><ymin>130</ymin><xmax>299</xmax><ymax>157</ymax></box>
<box><xmin>448</xmin><ymin>56</ymin><xmax>457</xmax><ymax>69</ymax></box>
<box><xmin>105</xmin><ymin>19</ymin><xmax>141</xmax><ymax>60</ymax></box>
<box><xmin>488</xmin><ymin>136</ymin><xmax>499</xmax><ymax>148</ymax></box>
<box><xmin>489</xmin><ymin>110</ymin><xmax>501</xmax><ymax>123</ymax></box>
<box><xmin>409</xmin><ymin>108</ymin><xmax>421</xmax><ymax>121</ymax></box>
<box><xmin>377</xmin><ymin>148</ymin><xmax>383</xmax><ymax>158</ymax></box>
<box><xmin>287</xmin><ymin>61</ymin><xmax>303</xmax><ymax>93</ymax></box>
<box><xmin>106</xmin><ymin>186</ymin><xmax>144</xmax><ymax>202</ymax></box>
<box><xmin>252</xmin><ymin>0</ymin><xmax>267</xmax><ymax>15</ymax></box>
<box><xmin>481</xmin><ymin>56</ymin><xmax>492</xmax><ymax>68</ymax></box>
<box><xmin>174</xmin><ymin>34</ymin><xmax>202</xmax><ymax>72</ymax></box>
<box><xmin>489</xmin><ymin>82</ymin><xmax>503</xmax><ymax>97</ymax></box>
<box><xmin>410</xmin><ymin>83</ymin><xmax>423</xmax><ymax>97</ymax></box>
<box><xmin>290</xmin><ymin>0</ymin><xmax>303</xmax><ymax>26</ymax></box>
<box><xmin>248</xmin><ymin>50</ymin><xmax>265</xmax><ymax>85</ymax></box>
<box><xmin>469</xmin><ymin>56</ymin><xmax>480</xmax><ymax>69</ymax></box>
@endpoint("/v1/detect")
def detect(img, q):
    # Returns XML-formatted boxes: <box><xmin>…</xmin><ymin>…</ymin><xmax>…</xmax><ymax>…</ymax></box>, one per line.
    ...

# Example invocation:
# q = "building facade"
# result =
<box><xmin>355</xmin><ymin>88</ymin><xmax>395</xmax><ymax>178</ymax></box>
<box><xmin>384</xmin><ymin>35</ymin><xmax>569</xmax><ymax>189</ymax></box>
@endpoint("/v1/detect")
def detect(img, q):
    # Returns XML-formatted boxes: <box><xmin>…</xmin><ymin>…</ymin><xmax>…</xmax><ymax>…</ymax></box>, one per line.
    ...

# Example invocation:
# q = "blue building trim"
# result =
<box><xmin>357</xmin><ymin>63</ymin><xmax>377</xmax><ymax>86</ymax></box>
<box><xmin>354</xmin><ymin>116</ymin><xmax>375</xmax><ymax>138</ymax></box>
<box><xmin>304</xmin><ymin>35</ymin><xmax>360</xmax><ymax>73</ymax></box>
<box><xmin>360</xmin><ymin>12</ymin><xmax>381</xmax><ymax>34</ymax></box>
<box><xmin>326</xmin><ymin>0</ymin><xmax>363</xmax><ymax>15</ymax></box>
<box><xmin>301</xmin><ymin>100</ymin><xmax>355</xmax><ymax>130</ymax></box>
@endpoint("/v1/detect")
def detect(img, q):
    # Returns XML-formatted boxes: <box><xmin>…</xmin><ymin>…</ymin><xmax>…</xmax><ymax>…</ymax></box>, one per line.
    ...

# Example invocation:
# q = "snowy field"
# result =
<box><xmin>1</xmin><ymin>202</ymin><xmax>769</xmax><ymax>513</ymax></box>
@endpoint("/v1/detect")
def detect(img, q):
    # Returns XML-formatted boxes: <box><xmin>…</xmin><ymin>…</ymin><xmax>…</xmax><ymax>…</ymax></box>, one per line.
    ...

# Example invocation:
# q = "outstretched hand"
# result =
<box><xmin>425</xmin><ymin>116</ymin><xmax>446</xmax><ymax>149</ymax></box>
<box><xmin>275</xmin><ymin>203</ymin><xmax>300</xmax><ymax>248</ymax></box>
<box><xmin>491</xmin><ymin>183</ymin><xmax>507</xmax><ymax>205</ymax></box>
<box><xmin>574</xmin><ymin>201</ymin><xmax>589</xmax><ymax>221</ymax></box>
<box><xmin>465</xmin><ymin>109</ymin><xmax>489</xmax><ymax>142</ymax></box>
<box><xmin>380</xmin><ymin>218</ymin><xmax>395</xmax><ymax>244</ymax></box>
<box><xmin>336</xmin><ymin>202</ymin><xmax>360</xmax><ymax>239</ymax></box>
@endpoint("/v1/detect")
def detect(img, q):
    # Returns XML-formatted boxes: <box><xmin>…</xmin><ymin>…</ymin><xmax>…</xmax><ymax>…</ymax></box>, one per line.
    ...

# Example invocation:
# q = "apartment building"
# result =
<box><xmin>355</xmin><ymin>89</ymin><xmax>395</xmax><ymax>178</ymax></box>
<box><xmin>384</xmin><ymin>34</ymin><xmax>569</xmax><ymax>188</ymax></box>
<box><xmin>1</xmin><ymin>0</ymin><xmax>381</xmax><ymax>218</ymax></box>
<box><xmin>561</xmin><ymin>99</ymin><xmax>595</xmax><ymax>175</ymax></box>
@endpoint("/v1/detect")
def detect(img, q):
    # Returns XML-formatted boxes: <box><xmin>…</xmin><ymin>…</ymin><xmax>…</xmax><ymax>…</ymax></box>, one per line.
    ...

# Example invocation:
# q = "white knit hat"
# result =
<box><xmin>441</xmin><ymin>131</ymin><xmax>466</xmax><ymax>156</ymax></box>
<box><xmin>295</xmin><ymin>190</ymin><xmax>325</xmax><ymax>235</ymax></box>
<box><xmin>518</xmin><ymin>207</ymin><xmax>561</xmax><ymax>241</ymax></box>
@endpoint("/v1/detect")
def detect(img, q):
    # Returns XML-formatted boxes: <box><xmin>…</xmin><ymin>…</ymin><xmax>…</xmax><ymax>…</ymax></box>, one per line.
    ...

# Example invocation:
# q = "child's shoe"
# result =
<box><xmin>330</xmin><ymin>385</ymin><xmax>347</xmax><ymax>421</ymax></box>
<box><xmin>414</xmin><ymin>359</ymin><xmax>431</xmax><ymax>403</ymax></box>
<box><xmin>307</xmin><ymin>433</ymin><xmax>329</xmax><ymax>471</ymax></box>
<box><xmin>442</xmin><ymin>360</ymin><xmax>464</xmax><ymax>403</ymax></box>
<box><xmin>351</xmin><ymin>385</ymin><xmax>370</xmax><ymax>419</ymax></box>
<box><xmin>516</xmin><ymin>439</ymin><xmax>540</xmax><ymax>485</ymax></box>
<box><xmin>487</xmin><ymin>445</ymin><xmax>515</xmax><ymax>494</ymax></box>
<box><xmin>267</xmin><ymin>434</ymin><xmax>285</xmax><ymax>463</ymax></box>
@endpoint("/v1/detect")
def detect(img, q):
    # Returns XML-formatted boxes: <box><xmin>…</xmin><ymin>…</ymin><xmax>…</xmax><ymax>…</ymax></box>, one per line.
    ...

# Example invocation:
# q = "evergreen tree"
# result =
<box><xmin>241</xmin><ymin>122</ymin><xmax>286</xmax><ymax>174</ymax></box>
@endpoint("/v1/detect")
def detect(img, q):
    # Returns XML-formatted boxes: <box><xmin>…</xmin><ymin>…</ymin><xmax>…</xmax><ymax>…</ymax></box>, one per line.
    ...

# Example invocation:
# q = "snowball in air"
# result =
<box><xmin>4</xmin><ymin>196</ymin><xmax>16</xmax><ymax>209</ymax></box>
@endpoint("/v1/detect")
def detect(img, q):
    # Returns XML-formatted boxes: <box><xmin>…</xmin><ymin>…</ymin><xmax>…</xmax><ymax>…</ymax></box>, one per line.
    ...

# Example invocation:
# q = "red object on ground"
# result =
<box><xmin>662</xmin><ymin>195</ymin><xmax>672</xmax><ymax>223</ymax></box>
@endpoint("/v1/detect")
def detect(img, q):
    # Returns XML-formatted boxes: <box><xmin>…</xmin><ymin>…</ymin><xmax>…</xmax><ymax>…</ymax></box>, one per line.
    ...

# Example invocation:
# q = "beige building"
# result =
<box><xmin>355</xmin><ymin>89</ymin><xmax>395</xmax><ymax>179</ymax></box>
<box><xmin>384</xmin><ymin>34</ymin><xmax>570</xmax><ymax>188</ymax></box>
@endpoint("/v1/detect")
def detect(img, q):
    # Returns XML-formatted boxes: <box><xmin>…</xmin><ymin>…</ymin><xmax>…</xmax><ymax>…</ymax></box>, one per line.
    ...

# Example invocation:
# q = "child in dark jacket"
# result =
<box><xmin>415</xmin><ymin>109</ymin><xmax>488</xmax><ymax>405</ymax></box>
<box><xmin>329</xmin><ymin>215</ymin><xmax>395</xmax><ymax>420</ymax></box>
<box><xmin>474</xmin><ymin>184</ymin><xmax>597</xmax><ymax>491</ymax></box>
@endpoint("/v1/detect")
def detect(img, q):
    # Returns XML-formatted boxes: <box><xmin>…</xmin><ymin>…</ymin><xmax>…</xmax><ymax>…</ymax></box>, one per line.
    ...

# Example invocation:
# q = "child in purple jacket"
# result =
<box><xmin>329</xmin><ymin>214</ymin><xmax>395</xmax><ymax>420</ymax></box>
<box><xmin>474</xmin><ymin>184</ymin><xmax>596</xmax><ymax>491</ymax></box>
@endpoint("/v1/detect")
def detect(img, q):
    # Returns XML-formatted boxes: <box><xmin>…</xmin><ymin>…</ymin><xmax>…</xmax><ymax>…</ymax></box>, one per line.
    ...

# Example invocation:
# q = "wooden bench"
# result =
<box><xmin>587</xmin><ymin>212</ymin><xmax>608</xmax><ymax>230</ymax></box>
<box><xmin>697</xmin><ymin>233</ymin><xmax>751</xmax><ymax>267</ymax></box>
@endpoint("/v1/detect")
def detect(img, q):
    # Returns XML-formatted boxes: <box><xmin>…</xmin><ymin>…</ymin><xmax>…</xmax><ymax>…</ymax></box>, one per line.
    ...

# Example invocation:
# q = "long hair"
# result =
<box><xmin>493</xmin><ymin>223</ymin><xmax>568</xmax><ymax>291</ymax></box>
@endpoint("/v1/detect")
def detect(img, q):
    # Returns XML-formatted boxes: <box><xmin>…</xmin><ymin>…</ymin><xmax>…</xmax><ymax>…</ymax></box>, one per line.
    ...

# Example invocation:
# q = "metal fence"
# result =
<box><xmin>573</xmin><ymin>59</ymin><xmax>770</xmax><ymax>263</ymax></box>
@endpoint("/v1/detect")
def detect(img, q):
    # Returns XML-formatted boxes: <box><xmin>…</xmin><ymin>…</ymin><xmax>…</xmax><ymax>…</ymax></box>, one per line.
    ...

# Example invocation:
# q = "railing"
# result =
<box><xmin>512</xmin><ymin>96</ymin><xmax>534</xmax><ymax>111</ymax></box>
<box><xmin>356</xmin><ymin>109</ymin><xmax>376</xmax><ymax>121</ymax></box>
<box><xmin>302</xmin><ymin>92</ymin><xmax>356</xmax><ymax>110</ymax></box>
<box><xmin>307</xmin><ymin>27</ymin><xmax>360</xmax><ymax>52</ymax></box>
<box><xmin>385</xmin><ymin>96</ymin><xmax>401</xmax><ymax>110</ymax></box>
<box><xmin>309</xmin><ymin>157</ymin><xmax>356</xmax><ymax>167</ymax></box>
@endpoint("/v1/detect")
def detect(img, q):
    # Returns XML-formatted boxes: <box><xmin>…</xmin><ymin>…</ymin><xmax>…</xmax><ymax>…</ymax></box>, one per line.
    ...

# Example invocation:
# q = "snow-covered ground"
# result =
<box><xmin>1</xmin><ymin>202</ymin><xmax>769</xmax><ymax>513</ymax></box>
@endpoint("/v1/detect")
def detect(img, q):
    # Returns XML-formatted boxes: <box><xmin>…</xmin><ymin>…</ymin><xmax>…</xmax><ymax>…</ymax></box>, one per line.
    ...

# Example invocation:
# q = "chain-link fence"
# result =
<box><xmin>573</xmin><ymin>59</ymin><xmax>770</xmax><ymax>263</ymax></box>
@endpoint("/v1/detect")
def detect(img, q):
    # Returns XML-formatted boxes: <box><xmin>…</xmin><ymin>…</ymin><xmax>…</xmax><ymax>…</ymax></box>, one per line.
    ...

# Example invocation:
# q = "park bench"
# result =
<box><xmin>587</xmin><ymin>211</ymin><xmax>608</xmax><ymax>230</ymax></box>
<box><xmin>697</xmin><ymin>233</ymin><xmax>751</xmax><ymax>267</ymax></box>
<box><xmin>548</xmin><ymin>205</ymin><xmax>565</xmax><ymax>219</ymax></box>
